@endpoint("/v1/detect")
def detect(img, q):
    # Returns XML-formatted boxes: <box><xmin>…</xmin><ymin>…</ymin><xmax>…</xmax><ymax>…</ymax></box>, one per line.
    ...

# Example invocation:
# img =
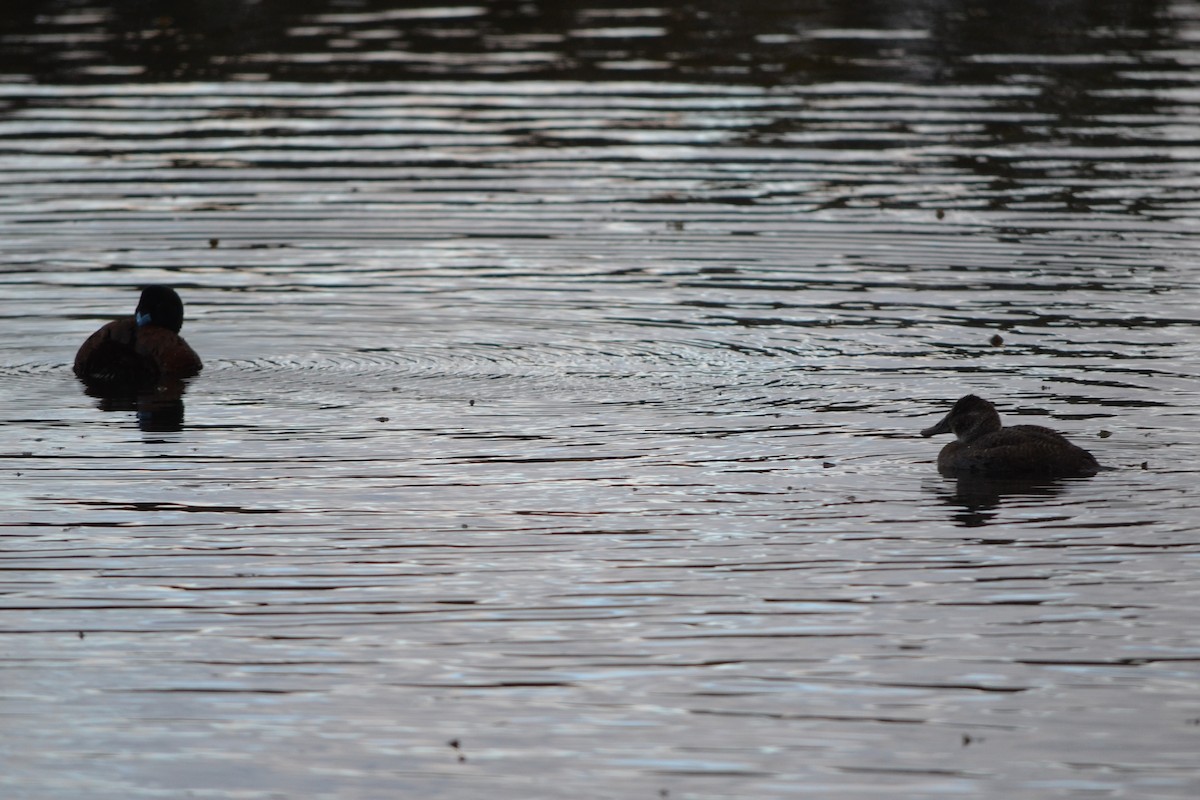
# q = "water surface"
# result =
<box><xmin>2</xmin><ymin>2</ymin><xmax>1200</xmax><ymax>798</ymax></box>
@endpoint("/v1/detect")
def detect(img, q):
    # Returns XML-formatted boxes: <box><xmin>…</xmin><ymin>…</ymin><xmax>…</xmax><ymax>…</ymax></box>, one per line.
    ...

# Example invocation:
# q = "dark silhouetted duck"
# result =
<box><xmin>921</xmin><ymin>394</ymin><xmax>1101</xmax><ymax>478</ymax></box>
<box><xmin>74</xmin><ymin>285</ymin><xmax>202</xmax><ymax>388</ymax></box>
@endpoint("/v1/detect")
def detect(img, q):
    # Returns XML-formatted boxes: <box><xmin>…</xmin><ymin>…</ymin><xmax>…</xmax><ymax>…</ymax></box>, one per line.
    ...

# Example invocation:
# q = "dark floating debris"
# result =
<box><xmin>447</xmin><ymin>739</ymin><xmax>466</xmax><ymax>763</ymax></box>
<box><xmin>989</xmin><ymin>334</ymin><xmax>1004</xmax><ymax>346</ymax></box>
<box><xmin>208</xmin><ymin>238</ymin><xmax>219</xmax><ymax>248</ymax></box>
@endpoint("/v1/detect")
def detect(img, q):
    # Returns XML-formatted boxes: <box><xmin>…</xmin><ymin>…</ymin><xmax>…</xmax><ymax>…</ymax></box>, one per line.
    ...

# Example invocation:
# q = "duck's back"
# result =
<box><xmin>938</xmin><ymin>424</ymin><xmax>1100</xmax><ymax>478</ymax></box>
<box><xmin>74</xmin><ymin>318</ymin><xmax>146</xmax><ymax>385</ymax></box>
<box><xmin>137</xmin><ymin>325</ymin><xmax>202</xmax><ymax>377</ymax></box>
<box><xmin>74</xmin><ymin>317</ymin><xmax>202</xmax><ymax>387</ymax></box>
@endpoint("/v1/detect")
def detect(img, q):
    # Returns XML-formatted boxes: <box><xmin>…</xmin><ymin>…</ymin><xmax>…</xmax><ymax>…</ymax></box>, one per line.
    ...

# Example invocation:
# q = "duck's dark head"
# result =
<box><xmin>920</xmin><ymin>394</ymin><xmax>1002</xmax><ymax>442</ymax></box>
<box><xmin>135</xmin><ymin>286</ymin><xmax>186</xmax><ymax>333</ymax></box>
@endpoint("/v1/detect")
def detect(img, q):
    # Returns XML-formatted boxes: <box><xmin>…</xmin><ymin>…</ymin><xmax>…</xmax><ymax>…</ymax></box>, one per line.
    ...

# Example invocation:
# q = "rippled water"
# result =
<box><xmin>3</xmin><ymin>1</ymin><xmax>1200</xmax><ymax>798</ymax></box>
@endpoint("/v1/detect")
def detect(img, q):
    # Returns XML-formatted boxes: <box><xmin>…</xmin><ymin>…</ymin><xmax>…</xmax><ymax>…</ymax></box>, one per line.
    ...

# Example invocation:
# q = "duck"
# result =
<box><xmin>921</xmin><ymin>394</ymin><xmax>1101</xmax><ymax>478</ymax></box>
<box><xmin>74</xmin><ymin>285</ymin><xmax>202</xmax><ymax>388</ymax></box>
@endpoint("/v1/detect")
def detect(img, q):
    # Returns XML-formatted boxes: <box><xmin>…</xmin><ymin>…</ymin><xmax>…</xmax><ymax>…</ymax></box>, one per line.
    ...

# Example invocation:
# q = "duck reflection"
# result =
<box><xmin>925</xmin><ymin>475</ymin><xmax>1069</xmax><ymax>528</ymax></box>
<box><xmin>82</xmin><ymin>378</ymin><xmax>190</xmax><ymax>432</ymax></box>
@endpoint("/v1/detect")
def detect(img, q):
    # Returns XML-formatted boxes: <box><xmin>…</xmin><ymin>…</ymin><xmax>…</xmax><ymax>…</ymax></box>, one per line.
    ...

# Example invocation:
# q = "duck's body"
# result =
<box><xmin>74</xmin><ymin>286</ymin><xmax>202</xmax><ymax>388</ymax></box>
<box><xmin>921</xmin><ymin>395</ymin><xmax>1100</xmax><ymax>478</ymax></box>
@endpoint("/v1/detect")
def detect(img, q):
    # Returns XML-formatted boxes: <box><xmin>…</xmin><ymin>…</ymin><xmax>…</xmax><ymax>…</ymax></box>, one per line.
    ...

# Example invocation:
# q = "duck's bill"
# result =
<box><xmin>920</xmin><ymin>416</ymin><xmax>952</xmax><ymax>437</ymax></box>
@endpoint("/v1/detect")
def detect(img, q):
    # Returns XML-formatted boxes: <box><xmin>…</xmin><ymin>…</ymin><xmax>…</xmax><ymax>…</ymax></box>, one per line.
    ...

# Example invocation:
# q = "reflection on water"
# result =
<box><xmin>0</xmin><ymin>0</ymin><xmax>1179</xmax><ymax>89</ymax></box>
<box><xmin>83</xmin><ymin>379</ymin><xmax>190</xmax><ymax>433</ymax></box>
<box><xmin>2</xmin><ymin>1</ymin><xmax>1200</xmax><ymax>798</ymax></box>
<box><xmin>924</xmin><ymin>474</ymin><xmax>1073</xmax><ymax>528</ymax></box>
